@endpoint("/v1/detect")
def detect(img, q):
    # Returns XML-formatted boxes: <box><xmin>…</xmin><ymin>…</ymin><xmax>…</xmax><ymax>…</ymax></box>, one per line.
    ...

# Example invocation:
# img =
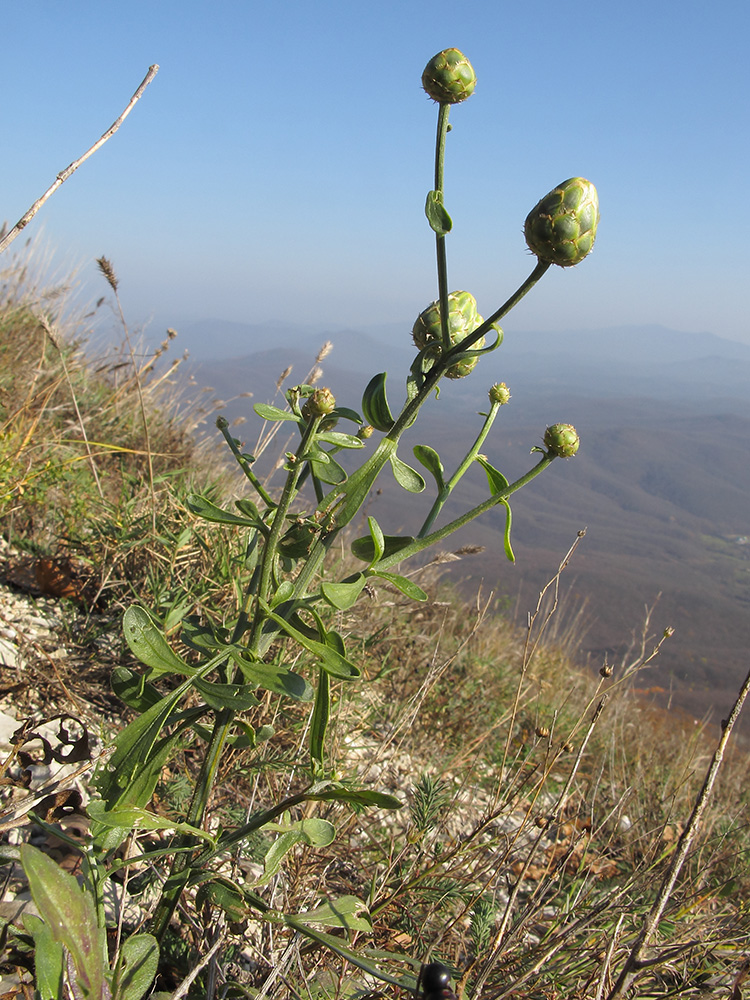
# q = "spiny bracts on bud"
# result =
<box><xmin>543</xmin><ymin>423</ymin><xmax>580</xmax><ymax>458</ymax></box>
<box><xmin>489</xmin><ymin>382</ymin><xmax>511</xmax><ymax>405</ymax></box>
<box><xmin>422</xmin><ymin>49</ymin><xmax>476</xmax><ymax>105</ymax></box>
<box><xmin>301</xmin><ymin>387</ymin><xmax>336</xmax><ymax>420</ymax></box>
<box><xmin>412</xmin><ymin>290</ymin><xmax>499</xmax><ymax>379</ymax></box>
<box><xmin>524</xmin><ymin>178</ymin><xmax>599</xmax><ymax>267</ymax></box>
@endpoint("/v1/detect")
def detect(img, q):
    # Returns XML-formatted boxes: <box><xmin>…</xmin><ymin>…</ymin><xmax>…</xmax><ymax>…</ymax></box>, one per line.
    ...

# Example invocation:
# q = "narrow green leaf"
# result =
<box><xmin>310</xmin><ymin>667</ymin><xmax>330</xmax><ymax>765</ymax></box>
<box><xmin>20</xmin><ymin>844</ymin><xmax>106</xmax><ymax>999</ymax></box>
<box><xmin>361</xmin><ymin>371</ymin><xmax>395</xmax><ymax>432</ymax></box>
<box><xmin>308</xmin><ymin>785</ymin><xmax>402</xmax><ymax>809</ymax></box>
<box><xmin>186</xmin><ymin>493</ymin><xmax>260</xmax><ymax>527</ymax></box>
<box><xmin>371</xmin><ymin>571</ymin><xmax>428</xmax><ymax>602</ymax></box>
<box><xmin>193</xmin><ymin>677</ymin><xmax>260</xmax><ymax>711</ymax></box>
<box><xmin>258</xmin><ymin>830</ymin><xmax>299</xmax><ymax>885</ymax></box>
<box><xmin>230</xmin><ymin>651</ymin><xmax>314</xmax><ymax>701</ymax></box>
<box><xmin>351</xmin><ymin>533</ymin><xmax>414</xmax><ymax>564</ymax></box>
<box><xmin>368</xmin><ymin>516</ymin><xmax>385</xmax><ymax>564</ymax></box>
<box><xmin>475</xmin><ymin>455</ymin><xmax>509</xmax><ymax>494</ymax></box>
<box><xmin>111</xmin><ymin>666</ymin><xmax>162</xmax><ymax>713</ymax></box>
<box><xmin>253</xmin><ymin>403</ymin><xmax>301</xmax><ymax>422</ymax></box>
<box><xmin>123</xmin><ymin>606</ymin><xmax>196</xmax><ymax>677</ymax></box>
<box><xmin>270</xmin><ymin>580</ymin><xmax>295</xmax><ymax>608</ymax></box>
<box><xmin>112</xmin><ymin>933</ymin><xmax>159</xmax><ymax>1000</ymax></box>
<box><xmin>234</xmin><ymin>497</ymin><xmax>262</xmax><ymax>519</ymax></box>
<box><xmin>195</xmin><ymin>879</ymin><xmax>248</xmax><ymax>923</ymax></box>
<box><xmin>317</xmin><ymin>430</ymin><xmax>364</xmax><ymax>448</ymax></box>
<box><xmin>282</xmin><ymin>918</ymin><xmax>411</xmax><ymax>988</ymax></box>
<box><xmin>310</xmin><ymin>453</ymin><xmax>347</xmax><ymax>484</ymax></box>
<box><xmin>425</xmin><ymin>190</ymin><xmax>453</xmax><ymax>235</ymax></box>
<box><xmin>295</xmin><ymin>895</ymin><xmax>372</xmax><ymax>932</ymax></box>
<box><xmin>413</xmin><ymin>443</ymin><xmax>445</xmax><ymax>489</ymax></box>
<box><xmin>330</xmin><ymin>405</ymin><xmax>363</xmax><ymax>423</ymax></box>
<box><xmin>320</xmin><ymin>574</ymin><xmax>367</xmax><ymax>610</ymax></box>
<box><xmin>389</xmin><ymin>453</ymin><xmax>426</xmax><ymax>493</ymax></box>
<box><xmin>260</xmin><ymin>605</ymin><xmax>361</xmax><ymax>679</ymax></box>
<box><xmin>23</xmin><ymin>914</ymin><xmax>64</xmax><ymax>1000</ymax></box>
<box><xmin>500</xmin><ymin>498</ymin><xmax>515</xmax><ymax>563</ymax></box>
<box><xmin>87</xmin><ymin>802</ymin><xmax>215</xmax><ymax>843</ymax></box>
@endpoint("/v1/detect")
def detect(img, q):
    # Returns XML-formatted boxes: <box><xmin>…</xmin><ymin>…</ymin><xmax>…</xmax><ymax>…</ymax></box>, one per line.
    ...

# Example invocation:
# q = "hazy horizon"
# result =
<box><xmin>3</xmin><ymin>1</ymin><xmax>749</xmax><ymax>348</ymax></box>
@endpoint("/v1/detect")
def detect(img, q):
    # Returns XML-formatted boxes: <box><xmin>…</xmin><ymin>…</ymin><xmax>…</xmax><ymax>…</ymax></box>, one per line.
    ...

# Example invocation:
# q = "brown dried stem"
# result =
<box><xmin>0</xmin><ymin>65</ymin><xmax>159</xmax><ymax>256</ymax></box>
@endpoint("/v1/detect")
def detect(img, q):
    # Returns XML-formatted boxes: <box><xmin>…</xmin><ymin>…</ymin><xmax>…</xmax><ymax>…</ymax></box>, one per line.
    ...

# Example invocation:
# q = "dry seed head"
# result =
<box><xmin>96</xmin><ymin>255</ymin><xmax>119</xmax><ymax>292</ymax></box>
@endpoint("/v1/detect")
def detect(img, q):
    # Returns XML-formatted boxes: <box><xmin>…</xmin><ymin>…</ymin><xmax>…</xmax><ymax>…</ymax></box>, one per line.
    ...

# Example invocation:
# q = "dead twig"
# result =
<box><xmin>0</xmin><ymin>65</ymin><xmax>159</xmax><ymax>256</ymax></box>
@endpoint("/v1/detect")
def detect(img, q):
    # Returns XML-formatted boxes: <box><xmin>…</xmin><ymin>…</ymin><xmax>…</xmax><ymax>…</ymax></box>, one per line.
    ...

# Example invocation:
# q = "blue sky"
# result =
<box><xmin>2</xmin><ymin>0</ymin><xmax>749</xmax><ymax>350</ymax></box>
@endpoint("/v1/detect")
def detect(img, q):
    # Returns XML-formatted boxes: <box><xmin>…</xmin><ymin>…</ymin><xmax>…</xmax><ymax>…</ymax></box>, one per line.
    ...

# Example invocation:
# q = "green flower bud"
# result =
<box><xmin>422</xmin><ymin>49</ymin><xmax>477</xmax><ymax>105</ymax></box>
<box><xmin>301</xmin><ymin>387</ymin><xmax>336</xmax><ymax>420</ymax></box>
<box><xmin>489</xmin><ymin>382</ymin><xmax>511</xmax><ymax>405</ymax></box>
<box><xmin>412</xmin><ymin>290</ymin><xmax>499</xmax><ymax>379</ymax></box>
<box><xmin>543</xmin><ymin>423</ymin><xmax>580</xmax><ymax>458</ymax></box>
<box><xmin>524</xmin><ymin>178</ymin><xmax>599</xmax><ymax>267</ymax></box>
<box><xmin>357</xmin><ymin>424</ymin><xmax>375</xmax><ymax>440</ymax></box>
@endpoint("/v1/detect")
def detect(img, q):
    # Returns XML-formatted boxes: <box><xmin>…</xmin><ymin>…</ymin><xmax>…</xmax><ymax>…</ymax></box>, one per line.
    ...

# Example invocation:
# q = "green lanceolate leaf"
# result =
<box><xmin>259</xmin><ymin>604</ymin><xmax>360</xmax><ymax>679</ymax></box>
<box><xmin>186</xmin><ymin>493</ymin><xmax>262</xmax><ymax>527</ymax></box>
<box><xmin>193</xmin><ymin>676</ymin><xmax>261</xmax><ymax>711</ymax></box>
<box><xmin>309</xmin><ymin>451</ymin><xmax>347</xmax><ymax>484</ymax></box>
<box><xmin>253</xmin><ymin>403</ymin><xmax>302</xmax><ymax>422</ymax></box>
<box><xmin>361</xmin><ymin>371</ymin><xmax>395</xmax><ymax>432</ymax></box>
<box><xmin>413</xmin><ymin>443</ymin><xmax>445</xmax><ymax>489</ymax></box>
<box><xmin>307</xmin><ymin>784</ymin><xmax>402</xmax><ymax>809</ymax></box>
<box><xmin>499</xmin><ymin>498</ymin><xmax>515</xmax><ymax>563</ymax></box>
<box><xmin>475</xmin><ymin>455</ymin><xmax>510</xmax><ymax>494</ymax></box>
<box><xmin>425</xmin><ymin>190</ymin><xmax>453</xmax><ymax>236</ymax></box>
<box><xmin>310</xmin><ymin>666</ymin><xmax>330</xmax><ymax>766</ymax></box>
<box><xmin>257</xmin><ymin>818</ymin><xmax>336</xmax><ymax>885</ymax></box>
<box><xmin>234</xmin><ymin>497</ymin><xmax>262</xmax><ymax>519</ymax></box>
<box><xmin>371</xmin><ymin>571</ymin><xmax>428</xmax><ymax>602</ymax></box>
<box><xmin>195</xmin><ymin>878</ymin><xmax>248</xmax><ymax>923</ymax></box>
<box><xmin>20</xmin><ymin>843</ymin><xmax>107</xmax><ymax>999</ymax></box>
<box><xmin>87</xmin><ymin>802</ymin><xmax>216</xmax><ymax>844</ymax></box>
<box><xmin>351</xmin><ymin>532</ymin><xmax>414</xmax><ymax>564</ymax></box>
<box><xmin>111</xmin><ymin>666</ymin><xmax>162</xmax><ymax>713</ymax></box>
<box><xmin>295</xmin><ymin>895</ymin><xmax>372</xmax><ymax>932</ymax></box>
<box><xmin>23</xmin><ymin>914</ymin><xmax>64</xmax><ymax>1000</ymax></box>
<box><xmin>123</xmin><ymin>605</ymin><xmax>196</xmax><ymax>677</ymax></box>
<box><xmin>389</xmin><ymin>452</ymin><xmax>426</xmax><ymax>493</ymax></box>
<box><xmin>316</xmin><ymin>430</ymin><xmax>364</xmax><ymax>448</ymax></box>
<box><xmin>320</xmin><ymin>573</ymin><xmax>367</xmax><ymax>610</ymax></box>
<box><xmin>367</xmin><ymin>516</ymin><xmax>385</xmax><ymax>564</ymax></box>
<box><xmin>229</xmin><ymin>650</ymin><xmax>314</xmax><ymax>700</ymax></box>
<box><xmin>111</xmin><ymin>933</ymin><xmax>159</xmax><ymax>1000</ymax></box>
<box><xmin>282</xmin><ymin>918</ymin><xmax>411</xmax><ymax>989</ymax></box>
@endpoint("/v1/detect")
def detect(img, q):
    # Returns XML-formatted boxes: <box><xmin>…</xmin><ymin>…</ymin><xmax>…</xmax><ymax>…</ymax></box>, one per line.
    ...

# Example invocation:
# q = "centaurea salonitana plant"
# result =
<box><xmin>22</xmin><ymin>47</ymin><xmax>599</xmax><ymax>996</ymax></box>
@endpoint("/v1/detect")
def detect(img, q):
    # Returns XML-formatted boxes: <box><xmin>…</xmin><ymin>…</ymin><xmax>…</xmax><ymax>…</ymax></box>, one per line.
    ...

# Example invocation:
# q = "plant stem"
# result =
<box><xmin>434</xmin><ymin>103</ymin><xmax>452</xmax><ymax>352</ymax></box>
<box><xmin>418</xmin><ymin>397</ymin><xmax>503</xmax><ymax>537</ymax></box>
<box><xmin>447</xmin><ymin>258</ymin><xmax>552</xmax><ymax>359</ymax></box>
<box><xmin>217</xmin><ymin>418</ymin><xmax>276</xmax><ymax>508</ymax></box>
<box><xmin>379</xmin><ymin>452</ymin><xmax>555</xmax><ymax>570</ymax></box>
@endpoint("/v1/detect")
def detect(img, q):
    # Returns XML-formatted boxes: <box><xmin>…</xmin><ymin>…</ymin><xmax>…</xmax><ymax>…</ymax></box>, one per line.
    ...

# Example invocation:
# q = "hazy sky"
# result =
<box><xmin>2</xmin><ymin>1</ymin><xmax>749</xmax><ymax>349</ymax></box>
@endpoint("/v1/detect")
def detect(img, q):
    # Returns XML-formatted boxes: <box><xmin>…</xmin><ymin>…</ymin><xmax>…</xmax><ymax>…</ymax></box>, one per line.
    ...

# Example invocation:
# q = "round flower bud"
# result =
<box><xmin>543</xmin><ymin>423</ymin><xmax>580</xmax><ymax>458</ymax></box>
<box><xmin>524</xmin><ymin>178</ymin><xmax>599</xmax><ymax>267</ymax></box>
<box><xmin>301</xmin><ymin>387</ymin><xmax>336</xmax><ymax>420</ymax></box>
<box><xmin>357</xmin><ymin>424</ymin><xmax>374</xmax><ymax>440</ymax></box>
<box><xmin>412</xmin><ymin>290</ymin><xmax>499</xmax><ymax>379</ymax></box>
<box><xmin>422</xmin><ymin>49</ymin><xmax>477</xmax><ymax>104</ymax></box>
<box><xmin>489</xmin><ymin>382</ymin><xmax>511</xmax><ymax>405</ymax></box>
